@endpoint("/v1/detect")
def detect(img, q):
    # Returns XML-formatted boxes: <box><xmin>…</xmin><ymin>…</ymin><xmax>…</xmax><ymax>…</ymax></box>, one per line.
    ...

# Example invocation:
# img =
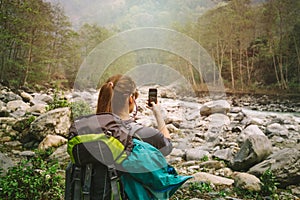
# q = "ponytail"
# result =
<box><xmin>96</xmin><ymin>74</ymin><xmax>136</xmax><ymax>115</ymax></box>
<box><xmin>96</xmin><ymin>82</ymin><xmax>114</xmax><ymax>114</ymax></box>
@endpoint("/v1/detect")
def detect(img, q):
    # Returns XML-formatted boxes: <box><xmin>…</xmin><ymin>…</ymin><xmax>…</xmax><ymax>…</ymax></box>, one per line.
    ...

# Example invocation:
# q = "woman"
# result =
<box><xmin>91</xmin><ymin>74</ymin><xmax>173</xmax><ymax>199</ymax></box>
<box><xmin>97</xmin><ymin>74</ymin><xmax>172</xmax><ymax>155</ymax></box>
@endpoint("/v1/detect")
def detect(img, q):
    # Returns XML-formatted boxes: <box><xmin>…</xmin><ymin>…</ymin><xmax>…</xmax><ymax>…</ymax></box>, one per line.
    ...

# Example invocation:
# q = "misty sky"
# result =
<box><xmin>47</xmin><ymin>0</ymin><xmax>222</xmax><ymax>29</ymax></box>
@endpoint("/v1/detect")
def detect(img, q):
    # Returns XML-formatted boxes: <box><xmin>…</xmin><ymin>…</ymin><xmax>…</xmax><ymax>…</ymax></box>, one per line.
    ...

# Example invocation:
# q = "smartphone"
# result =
<box><xmin>148</xmin><ymin>88</ymin><xmax>157</xmax><ymax>107</ymax></box>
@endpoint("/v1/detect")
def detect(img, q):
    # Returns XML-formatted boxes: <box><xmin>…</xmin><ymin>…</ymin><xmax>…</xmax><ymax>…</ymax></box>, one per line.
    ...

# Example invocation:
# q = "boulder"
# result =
<box><xmin>190</xmin><ymin>172</ymin><xmax>234</xmax><ymax>186</ymax></box>
<box><xmin>20</xmin><ymin>91</ymin><xmax>33</xmax><ymax>102</ymax></box>
<box><xmin>0</xmin><ymin>101</ymin><xmax>9</xmax><ymax>117</ymax></box>
<box><xmin>38</xmin><ymin>134</ymin><xmax>67</xmax><ymax>150</ymax></box>
<box><xmin>30</xmin><ymin>107</ymin><xmax>71</xmax><ymax>140</ymax></box>
<box><xmin>6</xmin><ymin>100</ymin><xmax>30</xmax><ymax>112</ymax></box>
<box><xmin>0</xmin><ymin>91</ymin><xmax>22</xmax><ymax>103</ymax></box>
<box><xmin>170</xmin><ymin>148</ymin><xmax>185</xmax><ymax>158</ymax></box>
<box><xmin>231</xmin><ymin>134</ymin><xmax>272</xmax><ymax>171</ymax></box>
<box><xmin>19</xmin><ymin>150</ymin><xmax>35</xmax><ymax>157</ymax></box>
<box><xmin>160</xmin><ymin>88</ymin><xmax>177</xmax><ymax>99</ymax></box>
<box><xmin>0</xmin><ymin>117</ymin><xmax>17</xmax><ymax>127</ymax></box>
<box><xmin>232</xmin><ymin>172</ymin><xmax>261</xmax><ymax>192</ymax></box>
<box><xmin>206</xmin><ymin>113</ymin><xmax>230</xmax><ymax>135</ymax></box>
<box><xmin>27</xmin><ymin>104</ymin><xmax>47</xmax><ymax>114</ymax></box>
<box><xmin>266</xmin><ymin>123</ymin><xmax>289</xmax><ymax>137</ymax></box>
<box><xmin>237</xmin><ymin>125</ymin><xmax>265</xmax><ymax>145</ymax></box>
<box><xmin>32</xmin><ymin>93</ymin><xmax>53</xmax><ymax>104</ymax></box>
<box><xmin>200</xmin><ymin>100</ymin><xmax>230</xmax><ymax>116</ymax></box>
<box><xmin>186</xmin><ymin>148</ymin><xmax>210</xmax><ymax>161</ymax></box>
<box><xmin>199</xmin><ymin>160</ymin><xmax>225</xmax><ymax>170</ymax></box>
<box><xmin>0</xmin><ymin>152</ymin><xmax>14</xmax><ymax>176</ymax></box>
<box><xmin>213</xmin><ymin>148</ymin><xmax>234</xmax><ymax>162</ymax></box>
<box><xmin>49</xmin><ymin>144</ymin><xmax>69</xmax><ymax>164</ymax></box>
<box><xmin>248</xmin><ymin>148</ymin><xmax>300</xmax><ymax>187</ymax></box>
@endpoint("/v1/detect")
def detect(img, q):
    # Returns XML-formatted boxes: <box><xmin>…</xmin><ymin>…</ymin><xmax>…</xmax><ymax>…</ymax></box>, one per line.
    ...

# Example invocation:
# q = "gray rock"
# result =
<box><xmin>0</xmin><ymin>152</ymin><xmax>14</xmax><ymax>176</ymax></box>
<box><xmin>4</xmin><ymin>140</ymin><xmax>22</xmax><ymax>147</ymax></box>
<box><xmin>6</xmin><ymin>100</ymin><xmax>30</xmax><ymax>112</ymax></box>
<box><xmin>38</xmin><ymin>134</ymin><xmax>67</xmax><ymax>150</ymax></box>
<box><xmin>10</xmin><ymin>109</ymin><xmax>26</xmax><ymax>118</ymax></box>
<box><xmin>190</xmin><ymin>172</ymin><xmax>234</xmax><ymax>186</ymax></box>
<box><xmin>186</xmin><ymin>148</ymin><xmax>210</xmax><ymax>161</ymax></box>
<box><xmin>160</xmin><ymin>88</ymin><xmax>177</xmax><ymax>99</ymax></box>
<box><xmin>266</xmin><ymin>123</ymin><xmax>289</xmax><ymax>137</ymax></box>
<box><xmin>237</xmin><ymin>125</ymin><xmax>265</xmax><ymax>145</ymax></box>
<box><xmin>248</xmin><ymin>148</ymin><xmax>300</xmax><ymax>187</ymax></box>
<box><xmin>233</xmin><ymin>172</ymin><xmax>261</xmax><ymax>192</ymax></box>
<box><xmin>170</xmin><ymin>148</ymin><xmax>185</xmax><ymax>158</ymax></box>
<box><xmin>19</xmin><ymin>150</ymin><xmax>35</xmax><ymax>157</ymax></box>
<box><xmin>0</xmin><ymin>91</ymin><xmax>22</xmax><ymax>103</ymax></box>
<box><xmin>27</xmin><ymin>104</ymin><xmax>47</xmax><ymax>114</ymax></box>
<box><xmin>0</xmin><ymin>117</ymin><xmax>17</xmax><ymax>126</ymax></box>
<box><xmin>213</xmin><ymin>148</ymin><xmax>234</xmax><ymax>162</ymax></box>
<box><xmin>230</xmin><ymin>107</ymin><xmax>242</xmax><ymax>113</ymax></box>
<box><xmin>206</xmin><ymin>113</ymin><xmax>230</xmax><ymax>132</ymax></box>
<box><xmin>231</xmin><ymin>134</ymin><xmax>272</xmax><ymax>171</ymax></box>
<box><xmin>20</xmin><ymin>91</ymin><xmax>33</xmax><ymax>102</ymax></box>
<box><xmin>199</xmin><ymin>160</ymin><xmax>225</xmax><ymax>170</ymax></box>
<box><xmin>32</xmin><ymin>93</ymin><xmax>53</xmax><ymax>104</ymax></box>
<box><xmin>247</xmin><ymin>117</ymin><xmax>265</xmax><ymax>126</ymax></box>
<box><xmin>49</xmin><ymin>144</ymin><xmax>69</xmax><ymax>163</ymax></box>
<box><xmin>200</xmin><ymin>100</ymin><xmax>230</xmax><ymax>116</ymax></box>
<box><xmin>182</xmin><ymin>161</ymin><xmax>197</xmax><ymax>167</ymax></box>
<box><xmin>30</xmin><ymin>107</ymin><xmax>71</xmax><ymax>140</ymax></box>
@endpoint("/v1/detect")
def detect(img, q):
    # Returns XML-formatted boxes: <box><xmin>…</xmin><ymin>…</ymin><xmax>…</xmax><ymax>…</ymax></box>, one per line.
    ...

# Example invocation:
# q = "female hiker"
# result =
<box><xmin>93</xmin><ymin>74</ymin><xmax>174</xmax><ymax>199</ymax></box>
<box><xmin>66</xmin><ymin>74</ymin><xmax>191</xmax><ymax>200</ymax></box>
<box><xmin>97</xmin><ymin>74</ymin><xmax>172</xmax><ymax>155</ymax></box>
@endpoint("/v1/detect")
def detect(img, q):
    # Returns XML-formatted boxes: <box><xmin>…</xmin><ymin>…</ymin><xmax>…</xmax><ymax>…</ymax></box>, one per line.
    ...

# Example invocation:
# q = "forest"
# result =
<box><xmin>1</xmin><ymin>0</ymin><xmax>299</xmax><ymax>94</ymax></box>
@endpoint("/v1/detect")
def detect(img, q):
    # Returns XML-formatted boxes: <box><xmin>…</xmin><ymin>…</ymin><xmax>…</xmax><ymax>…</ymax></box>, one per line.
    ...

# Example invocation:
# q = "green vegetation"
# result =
<box><xmin>1</xmin><ymin>0</ymin><xmax>299</xmax><ymax>93</ymax></box>
<box><xmin>12</xmin><ymin>115</ymin><xmax>36</xmax><ymax>133</ymax></box>
<box><xmin>70</xmin><ymin>100</ymin><xmax>93</xmax><ymax>119</ymax></box>
<box><xmin>169</xmin><ymin>165</ymin><xmax>291</xmax><ymax>200</ymax></box>
<box><xmin>201</xmin><ymin>155</ymin><xmax>209</xmax><ymax>162</ymax></box>
<box><xmin>189</xmin><ymin>181</ymin><xmax>212</xmax><ymax>193</ymax></box>
<box><xmin>260</xmin><ymin>168</ymin><xmax>279</xmax><ymax>200</ymax></box>
<box><xmin>0</xmin><ymin>151</ymin><xmax>64</xmax><ymax>200</ymax></box>
<box><xmin>46</xmin><ymin>91</ymin><xmax>70</xmax><ymax>111</ymax></box>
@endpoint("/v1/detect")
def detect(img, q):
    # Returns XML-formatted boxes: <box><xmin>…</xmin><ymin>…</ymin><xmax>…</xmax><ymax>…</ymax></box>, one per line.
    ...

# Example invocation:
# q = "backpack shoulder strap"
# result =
<box><xmin>108</xmin><ymin>164</ymin><xmax>122</xmax><ymax>200</ymax></box>
<box><xmin>128</xmin><ymin>122</ymin><xmax>144</xmax><ymax>139</ymax></box>
<box><xmin>82</xmin><ymin>164</ymin><xmax>93</xmax><ymax>200</ymax></box>
<box><xmin>65</xmin><ymin>162</ymin><xmax>73</xmax><ymax>200</ymax></box>
<box><xmin>73</xmin><ymin>165</ymin><xmax>82</xmax><ymax>200</ymax></box>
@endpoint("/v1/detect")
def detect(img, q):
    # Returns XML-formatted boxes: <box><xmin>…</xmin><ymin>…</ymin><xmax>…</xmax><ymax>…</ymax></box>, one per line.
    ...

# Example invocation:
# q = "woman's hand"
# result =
<box><xmin>147</xmin><ymin>102</ymin><xmax>170</xmax><ymax>139</ymax></box>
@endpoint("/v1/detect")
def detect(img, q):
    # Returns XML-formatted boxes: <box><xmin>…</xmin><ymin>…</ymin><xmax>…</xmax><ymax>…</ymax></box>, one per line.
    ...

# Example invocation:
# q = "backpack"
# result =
<box><xmin>65</xmin><ymin>113</ymin><xmax>143</xmax><ymax>200</ymax></box>
<box><xmin>65</xmin><ymin>113</ymin><xmax>192</xmax><ymax>200</ymax></box>
<box><xmin>120</xmin><ymin>139</ymin><xmax>193</xmax><ymax>200</ymax></box>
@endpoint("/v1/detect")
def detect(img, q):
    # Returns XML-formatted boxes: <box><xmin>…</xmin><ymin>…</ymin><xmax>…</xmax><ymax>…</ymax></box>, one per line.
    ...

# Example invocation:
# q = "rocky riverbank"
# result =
<box><xmin>0</xmin><ymin>84</ymin><xmax>299</xmax><ymax>199</ymax></box>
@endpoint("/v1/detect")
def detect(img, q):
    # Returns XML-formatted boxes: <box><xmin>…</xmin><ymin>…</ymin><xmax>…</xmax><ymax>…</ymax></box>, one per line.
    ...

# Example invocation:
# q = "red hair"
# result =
<box><xmin>96</xmin><ymin>74</ymin><xmax>137</xmax><ymax>114</ymax></box>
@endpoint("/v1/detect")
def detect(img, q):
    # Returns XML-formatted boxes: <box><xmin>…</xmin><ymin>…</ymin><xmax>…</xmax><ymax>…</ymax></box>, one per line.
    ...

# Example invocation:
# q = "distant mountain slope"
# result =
<box><xmin>47</xmin><ymin>0</ymin><xmax>266</xmax><ymax>29</ymax></box>
<box><xmin>47</xmin><ymin>0</ymin><xmax>217</xmax><ymax>29</ymax></box>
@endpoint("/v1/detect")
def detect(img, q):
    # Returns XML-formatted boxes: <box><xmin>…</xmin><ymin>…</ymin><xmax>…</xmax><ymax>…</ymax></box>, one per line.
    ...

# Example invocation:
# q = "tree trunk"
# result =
<box><xmin>239</xmin><ymin>48</ymin><xmax>244</xmax><ymax>90</ymax></box>
<box><xmin>23</xmin><ymin>29</ymin><xmax>35</xmax><ymax>86</ymax></box>
<box><xmin>245</xmin><ymin>49</ymin><xmax>251</xmax><ymax>86</ymax></box>
<box><xmin>272</xmin><ymin>54</ymin><xmax>280</xmax><ymax>87</ymax></box>
<box><xmin>230</xmin><ymin>48</ymin><xmax>235</xmax><ymax>89</ymax></box>
<box><xmin>293</xmin><ymin>35</ymin><xmax>300</xmax><ymax>83</ymax></box>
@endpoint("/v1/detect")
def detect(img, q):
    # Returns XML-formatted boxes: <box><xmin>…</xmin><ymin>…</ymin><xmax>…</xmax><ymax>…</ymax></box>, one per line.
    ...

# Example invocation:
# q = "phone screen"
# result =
<box><xmin>148</xmin><ymin>88</ymin><xmax>157</xmax><ymax>106</ymax></box>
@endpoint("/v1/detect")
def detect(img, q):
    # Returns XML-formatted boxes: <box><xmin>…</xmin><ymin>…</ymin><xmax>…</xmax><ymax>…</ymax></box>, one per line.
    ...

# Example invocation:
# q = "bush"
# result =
<box><xmin>260</xmin><ymin>168</ymin><xmax>279</xmax><ymax>199</ymax></box>
<box><xmin>189</xmin><ymin>181</ymin><xmax>212</xmax><ymax>193</ymax></box>
<box><xmin>46</xmin><ymin>90</ymin><xmax>70</xmax><ymax>111</ymax></box>
<box><xmin>0</xmin><ymin>152</ymin><xmax>64</xmax><ymax>200</ymax></box>
<box><xmin>70</xmin><ymin>100</ymin><xmax>93</xmax><ymax>119</ymax></box>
